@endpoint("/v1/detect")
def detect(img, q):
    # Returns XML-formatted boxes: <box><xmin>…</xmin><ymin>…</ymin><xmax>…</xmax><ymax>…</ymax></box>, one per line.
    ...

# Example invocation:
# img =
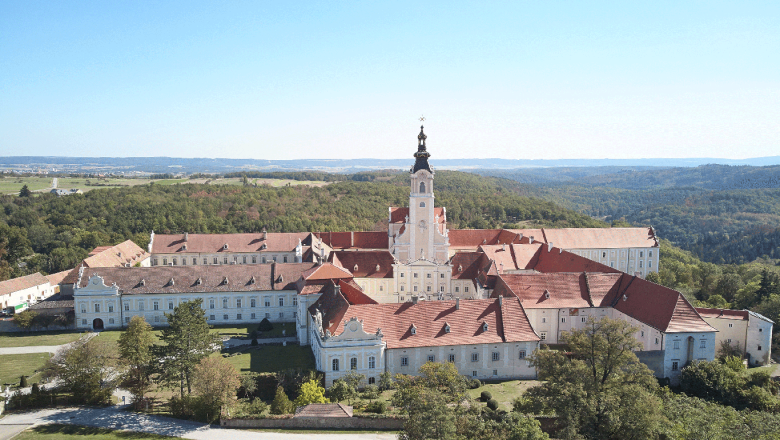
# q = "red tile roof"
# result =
<box><xmin>494</xmin><ymin>273</ymin><xmax>593</xmax><ymax>309</ymax></box>
<box><xmin>450</xmin><ymin>252</ymin><xmax>490</xmax><ymax>280</ymax></box>
<box><xmin>312</xmin><ymin>292</ymin><xmax>539</xmax><ymax>349</ymax></box>
<box><xmin>151</xmin><ymin>232</ymin><xmax>312</xmax><ymax>254</ymax></box>
<box><xmin>0</xmin><ymin>273</ymin><xmax>50</xmax><ymax>297</ymax></box>
<box><xmin>63</xmin><ymin>240</ymin><xmax>150</xmax><ymax>284</ymax></box>
<box><xmin>45</xmin><ymin>270</ymin><xmax>71</xmax><ymax>286</ymax></box>
<box><xmin>338</xmin><ymin>280</ymin><xmax>378</xmax><ymax>305</ymax></box>
<box><xmin>448</xmin><ymin>229</ymin><xmax>504</xmax><ymax>247</ymax></box>
<box><xmin>314</xmin><ymin>232</ymin><xmax>389</xmax><ymax>250</ymax></box>
<box><xmin>541</xmin><ymin>227</ymin><xmax>658</xmax><ymax>250</ymax></box>
<box><xmin>695</xmin><ymin>308</ymin><xmax>750</xmax><ymax>320</ymax></box>
<box><xmin>533</xmin><ymin>245</ymin><xmax>620</xmax><ymax>274</ymax></box>
<box><xmin>478</xmin><ymin>244</ymin><xmax>542</xmax><ymax>272</ymax></box>
<box><xmin>329</xmin><ymin>251</ymin><xmax>394</xmax><ymax>278</ymax></box>
<box><xmin>301</xmin><ymin>263</ymin><xmax>354</xmax><ymax>281</ymax></box>
<box><xmin>76</xmin><ymin>263</ymin><xmax>315</xmax><ymax>295</ymax></box>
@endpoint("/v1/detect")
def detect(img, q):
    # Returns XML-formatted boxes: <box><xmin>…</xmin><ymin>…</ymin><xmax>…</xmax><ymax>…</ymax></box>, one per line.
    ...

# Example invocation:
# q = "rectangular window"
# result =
<box><xmin>649</xmin><ymin>251</ymin><xmax>653</xmax><ymax>258</ymax></box>
<box><xmin>581</xmin><ymin>317</ymin><xmax>586</xmax><ymax>323</ymax></box>
<box><xmin>472</xmin><ymin>371</ymin><xmax>477</xmax><ymax>377</ymax></box>
<box><xmin>758</xmin><ymin>345</ymin><xmax>763</xmax><ymax>351</ymax></box>
<box><xmin>162</xmin><ymin>258</ymin><xmax>167</xmax><ymax>265</ymax></box>
<box><xmin>518</xmin><ymin>350</ymin><xmax>526</xmax><ymax>359</ymax></box>
<box><xmin>413</xmin><ymin>286</ymin><xmax>418</xmax><ymax>292</ymax></box>
<box><xmin>251</xmin><ymin>313</ymin><xmax>256</xmax><ymax>319</ymax></box>
<box><xmin>369</xmin><ymin>357</ymin><xmax>376</xmax><ymax>369</ymax></box>
<box><xmin>455</xmin><ymin>287</ymin><xmax>459</xmax><ymax>292</ymax></box>
<box><xmin>279</xmin><ymin>312</ymin><xmax>284</xmax><ymax>319</ymax></box>
<box><xmin>82</xmin><ymin>319</ymin><xmax>87</xmax><ymax>325</ymax></box>
<box><xmin>213</xmin><ymin>257</ymin><xmax>218</xmax><ymax>264</ymax></box>
<box><xmin>251</xmin><ymin>299</ymin><xmax>256</xmax><ymax>307</ymax></box>
<box><xmin>243</xmin><ymin>256</ymin><xmax>247</xmax><ymax>264</ymax></box>
<box><xmin>108</xmin><ymin>305</ymin><xmax>113</xmax><ymax>313</ymax></box>
<box><xmin>641</xmin><ymin>331</ymin><xmax>645</xmax><ymax>337</ymax></box>
<box><xmin>237</xmin><ymin>313</ymin><xmax>242</xmax><ymax>320</ymax></box>
<box><xmin>440</xmin><ymin>273</ymin><xmax>444</xmax><ymax>278</ymax></box>
<box><xmin>169</xmin><ymin>302</ymin><xmax>174</xmax><ymax>310</ymax></box>
<box><xmin>401</xmin><ymin>286</ymin><xmax>405</xmax><ymax>291</ymax></box>
<box><xmin>279</xmin><ymin>297</ymin><xmax>284</xmax><ymax>307</ymax></box>
<box><xmin>181</xmin><ymin>258</ymin><xmax>186</xmax><ymax>265</ymax></box>
<box><xmin>138</xmin><ymin>302</ymin><xmax>144</xmax><ymax>311</ymax></box>
<box><xmin>448</xmin><ymin>354</ymin><xmax>456</xmax><ymax>363</ymax></box>
<box><xmin>414</xmin><ymin>273</ymin><xmax>418</xmax><ymax>278</ymax></box>
<box><xmin>264</xmin><ymin>298</ymin><xmax>270</xmax><ymax>307</ymax></box>
<box><xmin>223</xmin><ymin>257</ymin><xmax>228</xmax><ymax>264</ymax></box>
<box><xmin>428</xmin><ymin>355</ymin><xmax>435</xmax><ymax>363</ymax></box>
<box><xmin>154</xmin><ymin>315</ymin><xmax>160</xmax><ymax>322</ymax></box>
<box><xmin>674</xmin><ymin>341</ymin><xmax>680</xmax><ymax>349</ymax></box>
<box><xmin>236</xmin><ymin>299</ymin><xmax>242</xmax><ymax>308</ymax></box>
<box><xmin>209</xmin><ymin>299</ymin><xmax>215</xmax><ymax>309</ymax></box>
<box><xmin>293</xmin><ymin>311</ymin><xmax>297</xmax><ymax>318</ymax></box>
<box><xmin>672</xmin><ymin>361</ymin><xmax>679</xmax><ymax>371</ymax></box>
<box><xmin>283</xmin><ymin>256</ymin><xmax>288</xmax><ymax>263</ymax></box>
<box><xmin>427</xmin><ymin>286</ymin><xmax>431</xmax><ymax>292</ymax></box>
<box><xmin>153</xmin><ymin>301</ymin><xmax>159</xmax><ymax>311</ymax></box>
<box><xmin>401</xmin><ymin>357</ymin><xmax>409</xmax><ymax>367</ymax></box>
<box><xmin>94</xmin><ymin>304</ymin><xmax>100</xmax><ymax>313</ymax></box>
<box><xmin>400</xmin><ymin>273</ymin><xmax>404</xmax><ymax>278</ymax></box>
<box><xmin>223</xmin><ymin>314</ymin><xmax>228</xmax><ymax>320</ymax></box>
<box><xmin>727</xmin><ymin>338</ymin><xmax>731</xmax><ymax>343</ymax></box>
<box><xmin>193</xmin><ymin>258</ymin><xmax>197</xmax><ymax>265</ymax></box>
<box><xmin>152</xmin><ymin>259</ymin><xmax>158</xmax><ymax>266</ymax></box>
<box><xmin>471</xmin><ymin>353</ymin><xmax>479</xmax><ymax>362</ymax></box>
<box><xmin>464</xmin><ymin>287</ymin><xmax>469</xmax><ymax>293</ymax></box>
<box><xmin>203</xmin><ymin>258</ymin><xmax>208</xmax><ymax>265</ymax></box>
<box><xmin>492</xmin><ymin>352</ymin><xmax>500</xmax><ymax>361</ymax></box>
<box><xmin>427</xmin><ymin>273</ymin><xmax>431</xmax><ymax>278</ymax></box>
<box><xmin>493</xmin><ymin>369</ymin><xmax>498</xmax><ymax>376</ymax></box>
<box><xmin>293</xmin><ymin>296</ymin><xmax>298</xmax><ymax>306</ymax></box>
<box><xmin>540</xmin><ymin>332</ymin><xmax>546</xmax><ymax>340</ymax></box>
<box><xmin>210</xmin><ymin>315</ymin><xmax>215</xmax><ymax>321</ymax></box>
<box><xmin>700</xmin><ymin>340</ymin><xmax>706</xmax><ymax>348</ymax></box>
<box><xmin>728</xmin><ymin>323</ymin><xmax>733</xmax><ymax>328</ymax></box>
<box><xmin>223</xmin><ymin>298</ymin><xmax>228</xmax><ymax>308</ymax></box>
<box><xmin>124</xmin><ymin>303</ymin><xmax>129</xmax><ymax>311</ymax></box>
<box><xmin>655</xmin><ymin>338</ymin><xmax>659</xmax><ymax>344</ymax></box>
<box><xmin>542</xmin><ymin>317</ymin><xmax>546</xmax><ymax>323</ymax></box>
<box><xmin>125</xmin><ymin>317</ymin><xmax>130</xmax><ymax>323</ymax></box>
<box><xmin>561</xmin><ymin>317</ymin><xmax>566</xmax><ymax>323</ymax></box>
<box><xmin>265</xmin><ymin>313</ymin><xmax>270</xmax><ymax>319</ymax></box>
<box><xmin>252</xmin><ymin>256</ymin><xmax>257</xmax><ymax>263</ymax></box>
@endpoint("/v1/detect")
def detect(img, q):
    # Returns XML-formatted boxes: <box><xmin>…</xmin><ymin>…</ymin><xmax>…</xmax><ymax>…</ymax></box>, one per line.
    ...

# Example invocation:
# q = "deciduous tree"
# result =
<box><xmin>294</xmin><ymin>379</ymin><xmax>329</xmax><ymax>407</ymax></box>
<box><xmin>43</xmin><ymin>335</ymin><xmax>118</xmax><ymax>404</ymax></box>
<box><xmin>192</xmin><ymin>356</ymin><xmax>241</xmax><ymax>421</ymax></box>
<box><xmin>118</xmin><ymin>315</ymin><xmax>156</xmax><ymax>407</ymax></box>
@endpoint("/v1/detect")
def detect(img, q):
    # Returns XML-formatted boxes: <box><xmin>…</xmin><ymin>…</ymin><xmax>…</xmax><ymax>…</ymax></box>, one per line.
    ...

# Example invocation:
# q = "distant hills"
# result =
<box><xmin>1</xmin><ymin>155</ymin><xmax>780</xmax><ymax>175</ymax></box>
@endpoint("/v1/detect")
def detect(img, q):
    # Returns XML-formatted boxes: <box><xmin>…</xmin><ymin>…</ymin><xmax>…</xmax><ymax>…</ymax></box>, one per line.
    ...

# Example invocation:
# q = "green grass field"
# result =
<box><xmin>15</xmin><ymin>425</ymin><xmax>175</xmax><ymax>440</ymax></box>
<box><xmin>0</xmin><ymin>331</ymin><xmax>85</xmax><ymax>348</ymax></box>
<box><xmin>223</xmin><ymin>344</ymin><xmax>315</xmax><ymax>374</ymax></box>
<box><xmin>466</xmin><ymin>380</ymin><xmax>540</xmax><ymax>411</ymax></box>
<box><xmin>0</xmin><ymin>352</ymin><xmax>51</xmax><ymax>387</ymax></box>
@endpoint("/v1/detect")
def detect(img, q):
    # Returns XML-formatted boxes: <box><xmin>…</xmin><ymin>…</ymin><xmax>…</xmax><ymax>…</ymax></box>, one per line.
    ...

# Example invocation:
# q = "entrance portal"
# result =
<box><xmin>93</xmin><ymin>318</ymin><xmax>104</xmax><ymax>330</ymax></box>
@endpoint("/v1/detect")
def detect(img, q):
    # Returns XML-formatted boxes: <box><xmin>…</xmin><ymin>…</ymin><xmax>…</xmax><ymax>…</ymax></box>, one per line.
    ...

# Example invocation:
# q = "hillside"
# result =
<box><xmin>0</xmin><ymin>171</ymin><xmax>605</xmax><ymax>279</ymax></box>
<box><xmin>476</xmin><ymin>164</ymin><xmax>780</xmax><ymax>264</ymax></box>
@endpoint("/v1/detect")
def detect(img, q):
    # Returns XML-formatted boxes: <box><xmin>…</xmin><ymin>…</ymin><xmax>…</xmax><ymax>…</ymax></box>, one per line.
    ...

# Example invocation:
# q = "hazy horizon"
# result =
<box><xmin>2</xmin><ymin>1</ymin><xmax>778</xmax><ymax>160</ymax></box>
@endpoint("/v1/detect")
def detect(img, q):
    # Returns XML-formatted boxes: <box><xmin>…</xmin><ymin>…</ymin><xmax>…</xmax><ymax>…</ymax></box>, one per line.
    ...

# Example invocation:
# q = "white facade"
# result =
<box><xmin>567</xmin><ymin>247</ymin><xmax>659</xmax><ymax>278</ymax></box>
<box><xmin>0</xmin><ymin>274</ymin><xmax>57</xmax><ymax>313</ymax></box>
<box><xmin>74</xmin><ymin>275</ymin><xmax>298</xmax><ymax>330</ymax></box>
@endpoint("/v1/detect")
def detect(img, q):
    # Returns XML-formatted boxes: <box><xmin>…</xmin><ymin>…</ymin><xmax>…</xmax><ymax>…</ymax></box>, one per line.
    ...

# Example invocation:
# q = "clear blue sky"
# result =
<box><xmin>1</xmin><ymin>1</ymin><xmax>778</xmax><ymax>160</ymax></box>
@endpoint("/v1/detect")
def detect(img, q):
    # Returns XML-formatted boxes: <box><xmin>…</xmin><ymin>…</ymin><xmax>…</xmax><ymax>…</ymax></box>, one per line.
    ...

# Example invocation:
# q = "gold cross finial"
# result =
<box><xmin>419</xmin><ymin>116</ymin><xmax>426</xmax><ymax>122</ymax></box>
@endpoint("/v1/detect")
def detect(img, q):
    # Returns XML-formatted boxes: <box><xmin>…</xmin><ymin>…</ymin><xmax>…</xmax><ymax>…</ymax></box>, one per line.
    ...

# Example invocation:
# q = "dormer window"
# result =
<box><xmin>354</xmin><ymin>264</ymin><xmax>359</xmax><ymax>272</ymax></box>
<box><xmin>138</xmin><ymin>279</ymin><xmax>145</xmax><ymax>287</ymax></box>
<box><xmin>167</xmin><ymin>278</ymin><xmax>175</xmax><ymax>287</ymax></box>
<box><xmin>458</xmin><ymin>265</ymin><xmax>463</xmax><ymax>273</ymax></box>
<box><xmin>622</xmin><ymin>295</ymin><xmax>628</xmax><ymax>301</ymax></box>
<box><xmin>410</xmin><ymin>324</ymin><xmax>417</xmax><ymax>335</ymax></box>
<box><xmin>195</xmin><ymin>277</ymin><xmax>202</xmax><ymax>285</ymax></box>
<box><xmin>276</xmin><ymin>275</ymin><xmax>283</xmax><ymax>283</ymax></box>
<box><xmin>376</xmin><ymin>264</ymin><xmax>380</xmax><ymax>271</ymax></box>
<box><xmin>249</xmin><ymin>276</ymin><xmax>255</xmax><ymax>285</ymax></box>
<box><xmin>261</xmin><ymin>243</ymin><xmax>267</xmax><ymax>250</ymax></box>
<box><xmin>544</xmin><ymin>289</ymin><xmax>550</xmax><ymax>299</ymax></box>
<box><xmin>482</xmin><ymin>322</ymin><xmax>489</xmax><ymax>332</ymax></box>
<box><xmin>181</xmin><ymin>244</ymin><xmax>187</xmax><ymax>251</ymax></box>
<box><xmin>444</xmin><ymin>323</ymin><xmax>451</xmax><ymax>333</ymax></box>
<box><xmin>222</xmin><ymin>277</ymin><xmax>229</xmax><ymax>285</ymax></box>
<box><xmin>223</xmin><ymin>243</ymin><xmax>229</xmax><ymax>250</ymax></box>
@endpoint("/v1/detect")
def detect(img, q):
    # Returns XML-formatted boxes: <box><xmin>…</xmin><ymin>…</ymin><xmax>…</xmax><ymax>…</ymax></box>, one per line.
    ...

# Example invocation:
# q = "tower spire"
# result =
<box><xmin>412</xmin><ymin>125</ymin><xmax>432</xmax><ymax>173</ymax></box>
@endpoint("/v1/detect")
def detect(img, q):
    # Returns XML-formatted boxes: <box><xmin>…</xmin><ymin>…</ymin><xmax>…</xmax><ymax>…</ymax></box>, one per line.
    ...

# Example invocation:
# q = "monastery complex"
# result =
<box><xmin>59</xmin><ymin>127</ymin><xmax>773</xmax><ymax>386</ymax></box>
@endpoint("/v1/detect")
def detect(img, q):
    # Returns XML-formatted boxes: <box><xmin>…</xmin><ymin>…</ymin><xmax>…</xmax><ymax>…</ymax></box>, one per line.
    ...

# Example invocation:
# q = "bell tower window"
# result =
<box><xmin>420</xmin><ymin>202</ymin><xmax>425</xmax><ymax>207</ymax></box>
<box><xmin>420</xmin><ymin>182</ymin><xmax>425</xmax><ymax>193</ymax></box>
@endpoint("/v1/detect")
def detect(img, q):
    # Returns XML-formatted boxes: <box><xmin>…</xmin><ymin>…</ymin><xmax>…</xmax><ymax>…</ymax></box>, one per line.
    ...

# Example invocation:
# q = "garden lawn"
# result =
<box><xmin>466</xmin><ymin>380</ymin><xmax>541</xmax><ymax>411</ymax></box>
<box><xmin>0</xmin><ymin>353</ymin><xmax>51</xmax><ymax>386</ymax></box>
<box><xmin>0</xmin><ymin>331</ymin><xmax>84</xmax><ymax>348</ymax></box>
<box><xmin>15</xmin><ymin>425</ymin><xmax>175</xmax><ymax>439</ymax></box>
<box><xmin>223</xmin><ymin>344</ymin><xmax>315</xmax><ymax>374</ymax></box>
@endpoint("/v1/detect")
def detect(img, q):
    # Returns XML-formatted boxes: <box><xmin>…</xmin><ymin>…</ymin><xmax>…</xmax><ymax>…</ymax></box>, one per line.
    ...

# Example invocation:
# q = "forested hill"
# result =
<box><xmin>474</xmin><ymin>164</ymin><xmax>780</xmax><ymax>265</ymax></box>
<box><xmin>0</xmin><ymin>171</ymin><xmax>605</xmax><ymax>280</ymax></box>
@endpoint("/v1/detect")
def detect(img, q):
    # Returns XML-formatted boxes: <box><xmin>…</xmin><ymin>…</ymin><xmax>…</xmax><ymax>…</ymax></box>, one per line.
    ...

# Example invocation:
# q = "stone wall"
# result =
<box><xmin>221</xmin><ymin>415</ymin><xmax>405</xmax><ymax>430</ymax></box>
<box><xmin>634</xmin><ymin>350</ymin><xmax>665</xmax><ymax>377</ymax></box>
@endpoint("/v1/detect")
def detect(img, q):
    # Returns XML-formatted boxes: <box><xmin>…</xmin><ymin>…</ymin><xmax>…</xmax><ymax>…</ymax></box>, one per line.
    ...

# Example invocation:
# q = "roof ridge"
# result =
<box><xmin>583</xmin><ymin>272</ymin><xmax>595</xmax><ymax>307</ymax></box>
<box><xmin>541</xmin><ymin>228</ymin><xmax>548</xmax><ymax>244</ymax></box>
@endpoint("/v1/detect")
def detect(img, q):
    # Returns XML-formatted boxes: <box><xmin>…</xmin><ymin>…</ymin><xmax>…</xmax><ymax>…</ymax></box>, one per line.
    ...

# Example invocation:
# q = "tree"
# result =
<box><xmin>327</xmin><ymin>379</ymin><xmax>354</xmax><ymax>403</ymax></box>
<box><xmin>118</xmin><ymin>315</ymin><xmax>156</xmax><ymax>407</ymax></box>
<box><xmin>398</xmin><ymin>389</ymin><xmax>457</xmax><ymax>440</ymax></box>
<box><xmin>156</xmin><ymin>299</ymin><xmax>219</xmax><ymax>398</ymax></box>
<box><xmin>43</xmin><ymin>335</ymin><xmax>118</xmax><ymax>404</ymax></box>
<box><xmin>18</xmin><ymin>184</ymin><xmax>31</xmax><ymax>197</ymax></box>
<box><xmin>522</xmin><ymin>317</ymin><xmax>663</xmax><ymax>439</ymax></box>
<box><xmin>393</xmin><ymin>362</ymin><xmax>468</xmax><ymax>411</ymax></box>
<box><xmin>294</xmin><ymin>379</ymin><xmax>329</xmax><ymax>407</ymax></box>
<box><xmin>378</xmin><ymin>370</ymin><xmax>395</xmax><ymax>390</ymax></box>
<box><xmin>13</xmin><ymin>310</ymin><xmax>38</xmax><ymax>331</ymax></box>
<box><xmin>270</xmin><ymin>386</ymin><xmax>295</xmax><ymax>414</ymax></box>
<box><xmin>192</xmin><ymin>356</ymin><xmax>241</xmax><ymax>421</ymax></box>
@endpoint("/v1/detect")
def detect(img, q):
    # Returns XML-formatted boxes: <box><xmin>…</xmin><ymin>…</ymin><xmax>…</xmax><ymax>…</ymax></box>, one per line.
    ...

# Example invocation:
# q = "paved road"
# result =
<box><xmin>0</xmin><ymin>407</ymin><xmax>397</xmax><ymax>440</ymax></box>
<box><xmin>0</xmin><ymin>346</ymin><xmax>61</xmax><ymax>355</ymax></box>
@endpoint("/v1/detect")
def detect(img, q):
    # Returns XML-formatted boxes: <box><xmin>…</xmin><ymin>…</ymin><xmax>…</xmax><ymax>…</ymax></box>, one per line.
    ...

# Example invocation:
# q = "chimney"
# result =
<box><xmin>502</xmin><ymin>243</ymin><xmax>506</xmax><ymax>251</ymax></box>
<box><xmin>184</xmin><ymin>232</ymin><xmax>188</xmax><ymax>242</ymax></box>
<box><xmin>547</xmin><ymin>243</ymin><xmax>553</xmax><ymax>252</ymax></box>
<box><xmin>411</xmin><ymin>295</ymin><xmax>418</xmax><ymax>304</ymax></box>
<box><xmin>271</xmin><ymin>261</ymin><xmax>276</xmax><ymax>290</ymax></box>
<box><xmin>498</xmin><ymin>295</ymin><xmax>503</xmax><ymax>306</ymax></box>
<box><xmin>456</xmin><ymin>298</ymin><xmax>460</xmax><ymax>310</ymax></box>
<box><xmin>262</xmin><ymin>228</ymin><xmax>267</xmax><ymax>240</ymax></box>
<box><xmin>334</xmin><ymin>283</ymin><xmax>341</xmax><ymax>296</ymax></box>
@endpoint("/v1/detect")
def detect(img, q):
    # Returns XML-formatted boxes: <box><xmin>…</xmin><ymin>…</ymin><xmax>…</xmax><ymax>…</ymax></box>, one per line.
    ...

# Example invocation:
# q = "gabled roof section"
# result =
<box><xmin>301</xmin><ymin>263</ymin><xmax>354</xmax><ymax>281</ymax></box>
<box><xmin>274</xmin><ymin>263</ymin><xmax>317</xmax><ymax>290</ymax></box>
<box><xmin>63</xmin><ymin>240</ymin><xmax>150</xmax><ymax>284</ymax></box>
<box><xmin>615</xmin><ymin>276</ymin><xmax>715</xmax><ymax>333</ymax></box>
<box><xmin>450</xmin><ymin>252</ymin><xmax>489</xmax><ymax>280</ymax></box>
<box><xmin>478</xmin><ymin>243</ymin><xmax>543</xmax><ymax>272</ymax></box>
<box><xmin>534</xmin><ymin>245</ymin><xmax>620</xmax><ymax>274</ymax></box>
<box><xmin>323</xmin><ymin>297</ymin><xmax>538</xmax><ymax>349</ymax></box>
<box><xmin>695</xmin><ymin>308</ymin><xmax>749</xmax><ymax>321</ymax></box>
<box><xmin>494</xmin><ymin>273</ymin><xmax>593</xmax><ymax>309</ymax></box>
<box><xmin>329</xmin><ymin>251</ymin><xmax>394</xmax><ymax>278</ymax></box>
<box><xmin>448</xmin><ymin>229</ymin><xmax>503</xmax><ymax>247</ymax></box>
<box><xmin>541</xmin><ymin>227</ymin><xmax>658</xmax><ymax>249</ymax></box>
<box><xmin>314</xmin><ymin>231</ymin><xmax>389</xmax><ymax>250</ymax></box>
<box><xmin>294</xmin><ymin>403</ymin><xmax>353</xmax><ymax>418</ymax></box>
<box><xmin>0</xmin><ymin>272</ymin><xmax>50</xmax><ymax>297</ymax></box>
<box><xmin>151</xmin><ymin>232</ymin><xmax>313</xmax><ymax>254</ymax></box>
<box><xmin>338</xmin><ymin>280</ymin><xmax>378</xmax><ymax>305</ymax></box>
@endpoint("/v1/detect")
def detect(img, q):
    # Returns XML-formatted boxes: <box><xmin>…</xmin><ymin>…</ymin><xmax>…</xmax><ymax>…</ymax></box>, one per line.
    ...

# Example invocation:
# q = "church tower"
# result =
<box><xmin>408</xmin><ymin>126</ymin><xmax>436</xmax><ymax>261</ymax></box>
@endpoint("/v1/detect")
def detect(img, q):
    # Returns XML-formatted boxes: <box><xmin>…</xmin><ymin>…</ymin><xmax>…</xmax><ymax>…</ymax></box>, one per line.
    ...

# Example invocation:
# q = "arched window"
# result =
<box><xmin>420</xmin><ymin>202</ymin><xmax>425</xmax><ymax>207</ymax></box>
<box><xmin>420</xmin><ymin>182</ymin><xmax>425</xmax><ymax>193</ymax></box>
<box><xmin>332</xmin><ymin>359</ymin><xmax>339</xmax><ymax>371</ymax></box>
<box><xmin>350</xmin><ymin>357</ymin><xmax>358</xmax><ymax>370</ymax></box>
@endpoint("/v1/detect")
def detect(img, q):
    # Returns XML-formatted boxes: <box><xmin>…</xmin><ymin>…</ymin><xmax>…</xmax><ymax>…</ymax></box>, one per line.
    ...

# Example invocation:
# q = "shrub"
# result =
<box><xmin>487</xmin><ymin>398</ymin><xmax>499</xmax><ymax>411</ymax></box>
<box><xmin>480</xmin><ymin>390</ymin><xmax>492</xmax><ymax>402</ymax></box>
<box><xmin>20</xmin><ymin>375</ymin><xmax>28</xmax><ymax>388</ymax></box>
<box><xmin>468</xmin><ymin>378</ymin><xmax>482</xmax><ymax>389</ymax></box>
<box><xmin>251</xmin><ymin>338</ymin><xmax>258</xmax><ymax>346</ymax></box>
<box><xmin>362</xmin><ymin>384</ymin><xmax>380</xmax><ymax>401</ymax></box>
<box><xmin>31</xmin><ymin>383</ymin><xmax>40</xmax><ymax>394</ymax></box>
<box><xmin>258</xmin><ymin>318</ymin><xmax>274</xmax><ymax>332</ymax></box>
<box><xmin>168</xmin><ymin>396</ymin><xmax>197</xmax><ymax>420</ymax></box>
<box><xmin>270</xmin><ymin>387</ymin><xmax>295</xmax><ymax>415</ymax></box>
<box><xmin>365</xmin><ymin>400</ymin><xmax>387</xmax><ymax>414</ymax></box>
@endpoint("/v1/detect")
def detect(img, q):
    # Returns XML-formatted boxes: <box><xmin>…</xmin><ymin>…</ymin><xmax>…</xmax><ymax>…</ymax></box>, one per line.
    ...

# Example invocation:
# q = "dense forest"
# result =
<box><xmin>0</xmin><ymin>171</ymin><xmax>604</xmax><ymax>279</ymax></box>
<box><xmin>477</xmin><ymin>164</ymin><xmax>780</xmax><ymax>264</ymax></box>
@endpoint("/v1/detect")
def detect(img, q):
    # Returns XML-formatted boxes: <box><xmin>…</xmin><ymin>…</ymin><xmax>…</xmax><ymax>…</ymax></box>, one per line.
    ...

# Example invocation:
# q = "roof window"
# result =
<box><xmin>138</xmin><ymin>279</ymin><xmax>145</xmax><ymax>287</ymax></box>
<box><xmin>482</xmin><ymin>322</ymin><xmax>489</xmax><ymax>332</ymax></box>
<box><xmin>195</xmin><ymin>277</ymin><xmax>202</xmax><ymax>285</ymax></box>
<box><xmin>376</xmin><ymin>264</ymin><xmax>380</xmax><ymax>271</ymax></box>
<box><xmin>544</xmin><ymin>289</ymin><xmax>550</xmax><ymax>299</ymax></box>
<box><xmin>444</xmin><ymin>323</ymin><xmax>451</xmax><ymax>333</ymax></box>
<box><xmin>622</xmin><ymin>295</ymin><xmax>628</xmax><ymax>301</ymax></box>
<box><xmin>222</xmin><ymin>276</ymin><xmax>229</xmax><ymax>285</ymax></box>
<box><xmin>167</xmin><ymin>278</ymin><xmax>175</xmax><ymax>287</ymax></box>
<box><xmin>354</xmin><ymin>264</ymin><xmax>359</xmax><ymax>271</ymax></box>
<box><xmin>223</xmin><ymin>243</ymin><xmax>229</xmax><ymax>250</ymax></box>
<box><xmin>410</xmin><ymin>324</ymin><xmax>417</xmax><ymax>335</ymax></box>
<box><xmin>249</xmin><ymin>276</ymin><xmax>255</xmax><ymax>285</ymax></box>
